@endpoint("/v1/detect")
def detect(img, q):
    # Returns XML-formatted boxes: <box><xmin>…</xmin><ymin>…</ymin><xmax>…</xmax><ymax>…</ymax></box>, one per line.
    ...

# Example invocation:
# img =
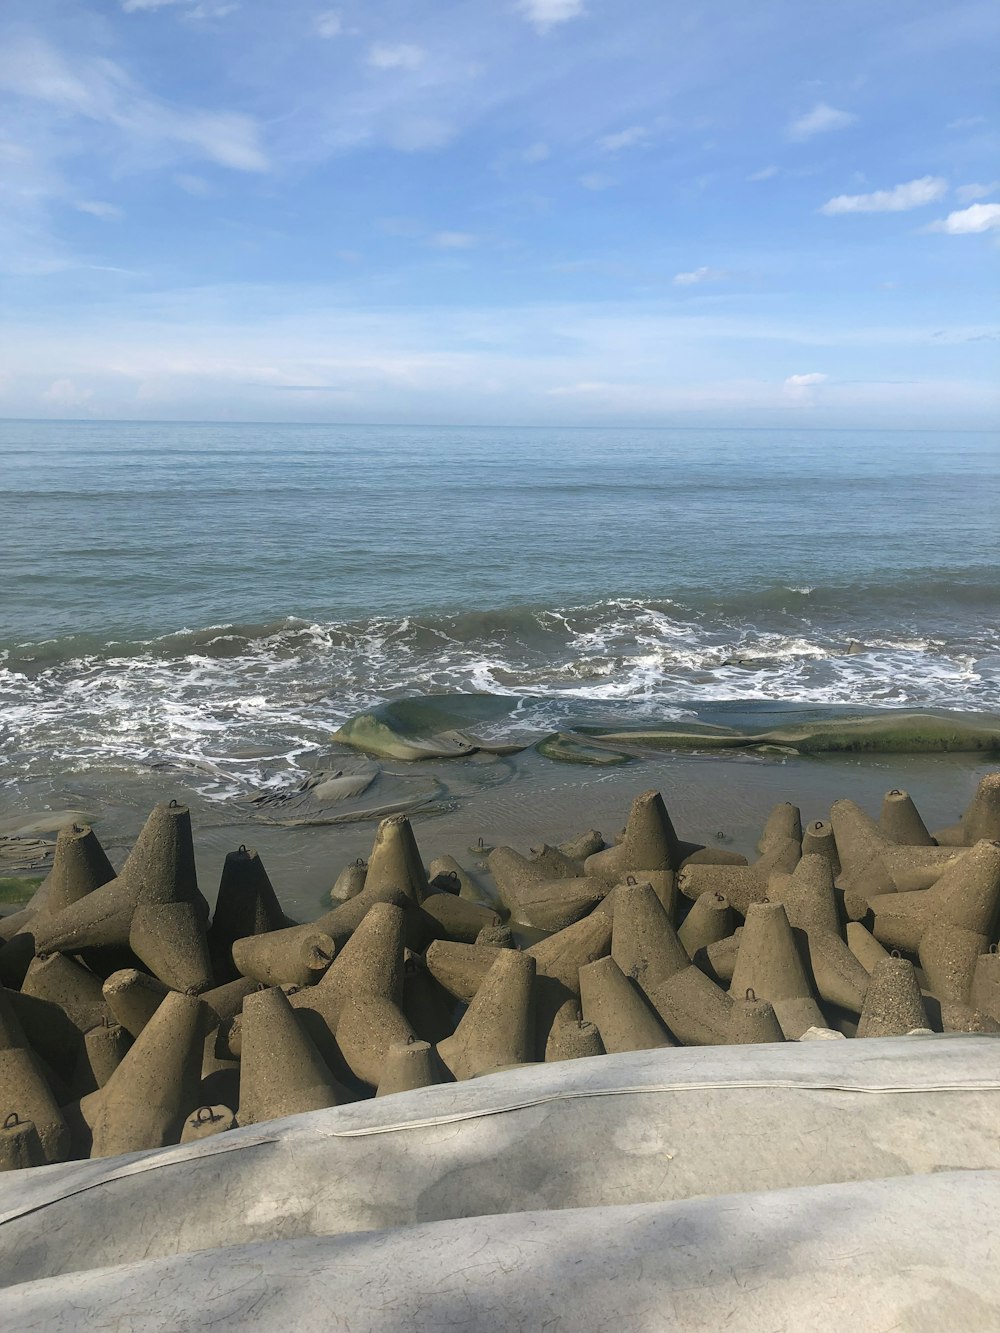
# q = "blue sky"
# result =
<box><xmin>1</xmin><ymin>0</ymin><xmax>998</xmax><ymax>426</ymax></box>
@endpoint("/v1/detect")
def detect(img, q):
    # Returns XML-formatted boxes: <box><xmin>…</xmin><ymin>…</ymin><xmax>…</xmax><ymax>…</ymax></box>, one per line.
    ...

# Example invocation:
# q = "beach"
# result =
<box><xmin>3</xmin><ymin>741</ymin><xmax>996</xmax><ymax>923</ymax></box>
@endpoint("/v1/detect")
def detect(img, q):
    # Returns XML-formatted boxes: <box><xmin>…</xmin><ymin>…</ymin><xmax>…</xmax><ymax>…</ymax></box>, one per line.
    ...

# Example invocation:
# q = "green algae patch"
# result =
<box><xmin>535</xmin><ymin>732</ymin><xmax>635</xmax><ymax>766</ymax></box>
<box><xmin>585</xmin><ymin>709</ymin><xmax>1000</xmax><ymax>756</ymax></box>
<box><xmin>0</xmin><ymin>876</ymin><xmax>42</xmax><ymax>905</ymax></box>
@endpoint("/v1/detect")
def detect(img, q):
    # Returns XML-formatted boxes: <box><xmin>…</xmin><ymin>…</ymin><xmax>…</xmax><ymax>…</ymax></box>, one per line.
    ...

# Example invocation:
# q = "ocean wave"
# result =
<box><xmin>1</xmin><ymin>594</ymin><xmax>998</xmax><ymax>802</ymax></box>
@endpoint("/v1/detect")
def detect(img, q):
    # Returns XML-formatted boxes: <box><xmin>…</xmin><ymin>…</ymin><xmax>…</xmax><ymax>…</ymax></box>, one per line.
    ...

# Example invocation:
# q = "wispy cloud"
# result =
<box><xmin>785</xmin><ymin>372</ymin><xmax>828</xmax><ymax>387</ymax></box>
<box><xmin>0</xmin><ymin>35</ymin><xmax>269</xmax><ymax>171</ymax></box>
<box><xmin>747</xmin><ymin>164</ymin><xmax>779</xmax><ymax>181</ymax></box>
<box><xmin>820</xmin><ymin>175</ymin><xmax>947</xmax><ymax>215</ymax></box>
<box><xmin>517</xmin><ymin>0</ymin><xmax>585</xmax><ymax>35</ymax></box>
<box><xmin>947</xmin><ymin>115</ymin><xmax>987</xmax><ymax>130</ymax></box>
<box><xmin>75</xmin><ymin>200</ymin><xmax>123</xmax><ymax>221</ymax></box>
<box><xmin>673</xmin><ymin>266</ymin><xmax>729</xmax><ymax>286</ymax></box>
<box><xmin>122</xmin><ymin>0</ymin><xmax>239</xmax><ymax>15</ymax></box>
<box><xmin>956</xmin><ymin>181</ymin><xmax>999</xmax><ymax>202</ymax></box>
<box><xmin>315</xmin><ymin>10</ymin><xmax>342</xmax><ymax>39</ymax></box>
<box><xmin>522</xmin><ymin>142</ymin><xmax>549</xmax><ymax>163</ymax></box>
<box><xmin>787</xmin><ymin>102</ymin><xmax>857</xmax><ymax>140</ymax></box>
<box><xmin>930</xmin><ymin>202</ymin><xmax>1000</xmax><ymax>234</ymax></box>
<box><xmin>367</xmin><ymin>43</ymin><xmax>425</xmax><ymax>70</ymax></box>
<box><xmin>430</xmin><ymin>231</ymin><xmax>477</xmax><ymax>249</ymax></box>
<box><xmin>579</xmin><ymin>172</ymin><xmax>614</xmax><ymax>191</ymax></box>
<box><xmin>597</xmin><ymin>125</ymin><xmax>650</xmax><ymax>153</ymax></box>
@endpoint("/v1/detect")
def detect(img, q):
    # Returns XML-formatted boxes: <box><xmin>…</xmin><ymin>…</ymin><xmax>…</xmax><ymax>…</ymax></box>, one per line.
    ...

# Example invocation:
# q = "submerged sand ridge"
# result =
<box><xmin>1</xmin><ymin>770</ymin><xmax>999</xmax><ymax>1172</ymax></box>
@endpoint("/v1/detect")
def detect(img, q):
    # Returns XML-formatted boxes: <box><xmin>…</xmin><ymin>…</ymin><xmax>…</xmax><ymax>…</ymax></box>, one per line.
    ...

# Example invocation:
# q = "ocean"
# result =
<box><xmin>1</xmin><ymin>419</ymin><xmax>998</xmax><ymax>811</ymax></box>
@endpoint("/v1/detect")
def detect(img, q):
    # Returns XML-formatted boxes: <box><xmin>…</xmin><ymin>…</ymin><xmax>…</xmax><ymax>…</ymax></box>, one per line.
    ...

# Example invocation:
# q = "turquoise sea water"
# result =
<box><xmin>1</xmin><ymin>420</ymin><xmax>998</xmax><ymax>800</ymax></box>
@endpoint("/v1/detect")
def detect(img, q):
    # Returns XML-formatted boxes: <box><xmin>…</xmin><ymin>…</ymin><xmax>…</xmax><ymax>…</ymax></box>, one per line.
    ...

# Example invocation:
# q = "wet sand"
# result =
<box><xmin>2</xmin><ymin>747</ymin><xmax>994</xmax><ymax>922</ymax></box>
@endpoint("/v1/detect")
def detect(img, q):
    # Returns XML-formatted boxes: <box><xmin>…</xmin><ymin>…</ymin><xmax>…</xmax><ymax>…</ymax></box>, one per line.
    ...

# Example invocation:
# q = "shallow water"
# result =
<box><xmin>1</xmin><ymin>420</ymin><xmax>998</xmax><ymax>808</ymax></box>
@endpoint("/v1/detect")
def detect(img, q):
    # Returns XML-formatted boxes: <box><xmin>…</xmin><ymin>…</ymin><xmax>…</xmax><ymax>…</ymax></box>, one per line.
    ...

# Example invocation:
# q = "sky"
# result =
<box><xmin>0</xmin><ymin>0</ymin><xmax>998</xmax><ymax>427</ymax></box>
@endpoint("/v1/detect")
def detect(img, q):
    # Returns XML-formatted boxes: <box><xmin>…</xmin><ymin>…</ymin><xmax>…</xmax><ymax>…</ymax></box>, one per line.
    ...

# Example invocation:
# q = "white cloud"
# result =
<box><xmin>747</xmin><ymin>165</ymin><xmax>779</xmax><ymax>181</ymax></box>
<box><xmin>673</xmin><ymin>266</ymin><xmax>729</xmax><ymax>286</ymax></box>
<box><xmin>75</xmin><ymin>200</ymin><xmax>123</xmax><ymax>221</ymax></box>
<box><xmin>367</xmin><ymin>43</ymin><xmax>426</xmax><ymax>71</ymax></box>
<box><xmin>579</xmin><ymin>172</ymin><xmax>614</xmax><ymax>191</ymax></box>
<box><xmin>787</xmin><ymin>102</ymin><xmax>857</xmax><ymax>141</ymax></box>
<box><xmin>174</xmin><ymin>172</ymin><xmax>214</xmax><ymax>196</ymax></box>
<box><xmin>522</xmin><ymin>142</ymin><xmax>549</xmax><ymax>163</ymax></box>
<box><xmin>315</xmin><ymin>10</ymin><xmax>342</xmax><ymax>38</ymax></box>
<box><xmin>0</xmin><ymin>36</ymin><xmax>268</xmax><ymax>171</ymax></box>
<box><xmin>930</xmin><ymin>202</ymin><xmax>1000</xmax><ymax>235</ymax></box>
<box><xmin>785</xmin><ymin>372</ymin><xmax>828</xmax><ymax>387</ymax></box>
<box><xmin>122</xmin><ymin>0</ymin><xmax>238</xmax><ymax>14</ymax></box>
<box><xmin>820</xmin><ymin>176</ymin><xmax>947</xmax><ymax>215</ymax></box>
<box><xmin>517</xmin><ymin>0</ymin><xmax>585</xmax><ymax>34</ymax></box>
<box><xmin>956</xmin><ymin>181</ymin><xmax>999</xmax><ymax>202</ymax></box>
<box><xmin>431</xmin><ymin>231</ymin><xmax>478</xmax><ymax>249</ymax></box>
<box><xmin>44</xmin><ymin>378</ymin><xmax>94</xmax><ymax>409</ymax></box>
<box><xmin>597</xmin><ymin>125</ymin><xmax>649</xmax><ymax>153</ymax></box>
<box><xmin>947</xmin><ymin>115</ymin><xmax>987</xmax><ymax>130</ymax></box>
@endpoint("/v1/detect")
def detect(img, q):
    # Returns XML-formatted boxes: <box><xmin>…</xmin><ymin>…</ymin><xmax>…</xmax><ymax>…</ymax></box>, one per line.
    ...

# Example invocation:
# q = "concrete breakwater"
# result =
<box><xmin>1</xmin><ymin>772</ymin><xmax>999</xmax><ymax>1170</ymax></box>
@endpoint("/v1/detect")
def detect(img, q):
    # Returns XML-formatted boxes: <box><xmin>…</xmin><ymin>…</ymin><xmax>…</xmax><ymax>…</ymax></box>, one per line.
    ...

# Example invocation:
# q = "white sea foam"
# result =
<box><xmin>1</xmin><ymin>598</ymin><xmax>997</xmax><ymax>803</ymax></box>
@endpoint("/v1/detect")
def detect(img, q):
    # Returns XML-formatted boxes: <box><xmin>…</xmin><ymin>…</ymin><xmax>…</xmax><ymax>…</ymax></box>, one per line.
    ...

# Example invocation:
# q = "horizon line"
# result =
<box><xmin>0</xmin><ymin>416</ymin><xmax>995</xmax><ymax>435</ymax></box>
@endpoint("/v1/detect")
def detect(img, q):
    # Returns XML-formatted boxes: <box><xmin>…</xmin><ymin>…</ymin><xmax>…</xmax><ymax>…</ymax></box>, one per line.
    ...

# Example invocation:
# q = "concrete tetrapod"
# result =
<box><xmin>336</xmin><ymin>994</ymin><xmax>418</xmax><ymax>1089</ymax></box>
<box><xmin>830</xmin><ymin>800</ymin><xmax>963</xmax><ymax>917</ymax></box>
<box><xmin>180</xmin><ymin>1105</ymin><xmax>235</xmax><ymax>1144</ymax></box>
<box><xmin>935</xmin><ymin>772</ymin><xmax>1000</xmax><ymax>846</ymax></box>
<box><xmin>609</xmin><ymin>880</ymin><xmax>689</xmax><ymax>997</ymax></box>
<box><xmin>427</xmin><ymin>855</ymin><xmax>493</xmax><ymax>906</ymax></box>
<box><xmin>419</xmin><ymin>892</ymin><xmax>501</xmax><ymax>942</ymax></box>
<box><xmin>647</xmin><ymin>966</ymin><xmax>733</xmax><ymax>1046</ymax></box>
<box><xmin>918</xmin><ymin>924</ymin><xmax>988</xmax><ymax>1006</ymax></box>
<box><xmin>208</xmin><ymin>846</ymin><xmax>292</xmax><ymax>981</ymax></box>
<box><xmin>856</xmin><ymin>957</ymin><xmax>929</xmax><ymax>1037</ymax></box>
<box><xmin>101</xmin><ymin>968</ymin><xmax>171</xmax><ymax>1038</ymax></box>
<box><xmin>288</xmin><ymin>902</ymin><xmax>406</xmax><ymax>1033</ymax></box>
<box><xmin>437</xmin><ymin>949</ymin><xmax>536</xmax><ymax>1080</ymax></box>
<box><xmin>677</xmin><ymin>891</ymin><xmax>734</xmax><ymax>958</ymax></box>
<box><xmin>329</xmin><ymin>861</ymin><xmax>367</xmax><ymax>905</ymax></box>
<box><xmin>846</xmin><ymin>923</ymin><xmax>891</xmax><ymax>974</ymax></box>
<box><xmin>545</xmin><ymin>1018</ymin><xmax>604</xmax><ymax>1061</ymax></box>
<box><xmin>88</xmin><ymin>991</ymin><xmax>210</xmax><ymax>1158</ymax></box>
<box><xmin>801</xmin><ymin>819</ymin><xmax>840</xmax><ymax>879</ymax></box>
<box><xmin>129</xmin><ymin>901</ymin><xmax>214</xmax><ymax>994</ymax></box>
<box><xmin>476</xmin><ymin>924</ymin><xmax>516</xmax><ymax>948</ymax></box>
<box><xmin>528</xmin><ymin>909</ymin><xmax>613</xmax><ymax>1057</ymax></box>
<box><xmin>21</xmin><ymin>952</ymin><xmax>110</xmax><ymax>1033</ymax></box>
<box><xmin>424</xmin><ymin>941</ymin><xmax>504</xmax><ymax>1004</ymax></box>
<box><xmin>236</xmin><ymin>986</ymin><xmax>348</xmax><ymax>1126</ymax></box>
<box><xmin>33</xmin><ymin>801</ymin><xmax>209</xmax><ymax>956</ymax></box>
<box><xmin>313</xmin><ymin>882</ymin><xmax>411</xmax><ymax>951</ymax></box>
<box><xmin>880</xmin><ymin>789</ymin><xmax>934</xmax><ymax>847</ymax></box>
<box><xmin>0</xmin><ymin>822</ymin><xmax>116</xmax><ymax>978</ymax></box>
<box><xmin>500</xmin><ymin>875</ymin><xmax>607</xmax><ymax>933</ymax></box>
<box><xmin>364</xmin><ymin>814</ymin><xmax>429</xmax><ymax>902</ymax></box>
<box><xmin>74</xmin><ymin>1021</ymin><xmax>133</xmax><ymax>1096</ymax></box>
<box><xmin>729</xmin><ymin>902</ymin><xmax>826</xmax><ymax>1039</ymax></box>
<box><xmin>971</xmin><ymin>952</ymin><xmax>1000</xmax><ymax>1024</ymax></box>
<box><xmin>0</xmin><ymin>1047</ymin><xmax>70</xmax><ymax>1164</ymax></box>
<box><xmin>584</xmin><ymin>790</ymin><xmax>681</xmax><ymax>882</ymax></box>
<box><xmin>869</xmin><ymin>839</ymin><xmax>1000</xmax><ymax>954</ymax></box>
<box><xmin>771</xmin><ymin>854</ymin><xmax>871</xmax><ymax>1014</ymax></box>
<box><xmin>376</xmin><ymin>1039</ymin><xmax>440</xmax><ymax>1097</ymax></box>
<box><xmin>727</xmin><ymin>990</ymin><xmax>786</xmax><ymax>1044</ymax></box>
<box><xmin>676</xmin><ymin>811</ymin><xmax>802</xmax><ymax>915</ymax></box>
<box><xmin>757</xmin><ymin>802</ymin><xmax>803</xmax><ymax>859</ymax></box>
<box><xmin>231</xmin><ymin>922</ymin><xmax>336</xmax><ymax>989</ymax></box>
<box><xmin>579</xmin><ymin>956</ymin><xmax>673</xmax><ymax>1053</ymax></box>
<box><xmin>0</xmin><ymin>1114</ymin><xmax>45</xmax><ymax>1171</ymax></box>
